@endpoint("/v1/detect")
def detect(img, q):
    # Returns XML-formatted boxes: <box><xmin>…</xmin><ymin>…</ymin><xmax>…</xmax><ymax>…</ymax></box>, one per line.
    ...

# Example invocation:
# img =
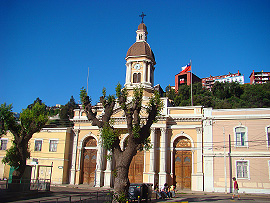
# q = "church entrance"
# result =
<box><xmin>82</xmin><ymin>137</ymin><xmax>97</xmax><ymax>186</ymax></box>
<box><xmin>128</xmin><ymin>151</ymin><xmax>144</xmax><ymax>183</ymax></box>
<box><xmin>174</xmin><ymin>137</ymin><xmax>192</xmax><ymax>190</ymax></box>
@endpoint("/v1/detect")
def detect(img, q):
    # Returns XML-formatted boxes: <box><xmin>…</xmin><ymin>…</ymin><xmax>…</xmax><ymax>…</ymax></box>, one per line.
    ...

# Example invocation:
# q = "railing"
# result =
<box><xmin>31</xmin><ymin>190</ymin><xmax>113</xmax><ymax>203</ymax></box>
<box><xmin>0</xmin><ymin>179</ymin><xmax>51</xmax><ymax>191</ymax></box>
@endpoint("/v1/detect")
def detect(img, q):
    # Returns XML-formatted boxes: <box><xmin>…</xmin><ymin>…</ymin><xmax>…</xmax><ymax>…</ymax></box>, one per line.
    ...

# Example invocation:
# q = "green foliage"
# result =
<box><xmin>132</xmin><ymin>86</ymin><xmax>143</xmax><ymax>105</ymax></box>
<box><xmin>138</xmin><ymin>137</ymin><xmax>152</xmax><ymax>151</ymax></box>
<box><xmin>147</xmin><ymin>90</ymin><xmax>163</xmax><ymax>122</ymax></box>
<box><xmin>0</xmin><ymin>103</ymin><xmax>17</xmax><ymax>136</ymax></box>
<box><xmin>132</xmin><ymin>124</ymin><xmax>140</xmax><ymax>139</ymax></box>
<box><xmin>166</xmin><ymin>82</ymin><xmax>270</xmax><ymax>109</ymax></box>
<box><xmin>2</xmin><ymin>143</ymin><xmax>30</xmax><ymax>168</ymax></box>
<box><xmin>80</xmin><ymin>87</ymin><xmax>91</xmax><ymax>107</ymax></box>
<box><xmin>20</xmin><ymin>102</ymin><xmax>48</xmax><ymax>134</ymax></box>
<box><xmin>116</xmin><ymin>192</ymin><xmax>127</xmax><ymax>203</ymax></box>
<box><xmin>27</xmin><ymin>97</ymin><xmax>44</xmax><ymax>109</ymax></box>
<box><xmin>59</xmin><ymin>96</ymin><xmax>78</xmax><ymax>120</ymax></box>
<box><xmin>1</xmin><ymin>100</ymin><xmax>48</xmax><ymax>175</ymax></box>
<box><xmin>165</xmin><ymin>85</ymin><xmax>176</xmax><ymax>101</ymax></box>
<box><xmin>101</xmin><ymin>122</ymin><xmax>119</xmax><ymax>150</ymax></box>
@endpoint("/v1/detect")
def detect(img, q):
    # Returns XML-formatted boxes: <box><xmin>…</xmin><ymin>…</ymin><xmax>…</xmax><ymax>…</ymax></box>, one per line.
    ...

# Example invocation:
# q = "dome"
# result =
<box><xmin>138</xmin><ymin>23</ymin><xmax>147</xmax><ymax>31</ymax></box>
<box><xmin>126</xmin><ymin>41</ymin><xmax>155</xmax><ymax>61</ymax></box>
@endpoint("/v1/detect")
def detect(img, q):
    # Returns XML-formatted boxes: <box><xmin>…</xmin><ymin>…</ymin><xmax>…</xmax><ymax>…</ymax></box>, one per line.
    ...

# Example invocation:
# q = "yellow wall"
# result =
<box><xmin>0</xmin><ymin>128</ymin><xmax>72</xmax><ymax>184</ymax></box>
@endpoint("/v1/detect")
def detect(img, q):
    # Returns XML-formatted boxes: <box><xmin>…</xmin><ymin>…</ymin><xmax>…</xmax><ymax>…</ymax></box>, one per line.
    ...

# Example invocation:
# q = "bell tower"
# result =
<box><xmin>125</xmin><ymin>16</ymin><xmax>156</xmax><ymax>97</ymax></box>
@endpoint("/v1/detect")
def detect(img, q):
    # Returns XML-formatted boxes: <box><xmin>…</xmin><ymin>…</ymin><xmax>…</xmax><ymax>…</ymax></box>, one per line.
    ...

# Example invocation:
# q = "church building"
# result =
<box><xmin>70</xmin><ymin>21</ymin><xmax>204</xmax><ymax>191</ymax></box>
<box><xmin>1</xmin><ymin>18</ymin><xmax>270</xmax><ymax>194</ymax></box>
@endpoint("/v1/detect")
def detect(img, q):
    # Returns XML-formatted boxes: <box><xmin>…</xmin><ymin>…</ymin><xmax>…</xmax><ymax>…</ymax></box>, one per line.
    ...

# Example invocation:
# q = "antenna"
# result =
<box><xmin>87</xmin><ymin>67</ymin><xmax>89</xmax><ymax>94</ymax></box>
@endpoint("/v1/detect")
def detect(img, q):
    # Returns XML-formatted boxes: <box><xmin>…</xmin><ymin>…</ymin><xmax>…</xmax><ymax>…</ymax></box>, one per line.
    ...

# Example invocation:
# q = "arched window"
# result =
<box><xmin>133</xmin><ymin>73</ymin><xmax>141</xmax><ymax>83</ymax></box>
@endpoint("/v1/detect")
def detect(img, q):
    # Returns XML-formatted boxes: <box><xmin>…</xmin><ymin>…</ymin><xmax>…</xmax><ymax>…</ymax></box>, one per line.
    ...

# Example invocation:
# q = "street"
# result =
<box><xmin>1</xmin><ymin>185</ymin><xmax>270</xmax><ymax>203</ymax></box>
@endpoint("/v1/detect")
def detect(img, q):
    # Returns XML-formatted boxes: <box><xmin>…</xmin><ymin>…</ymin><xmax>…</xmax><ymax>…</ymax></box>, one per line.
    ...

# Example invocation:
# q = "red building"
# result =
<box><xmin>249</xmin><ymin>70</ymin><xmax>270</xmax><ymax>84</ymax></box>
<box><xmin>175</xmin><ymin>71</ymin><xmax>201</xmax><ymax>92</ymax></box>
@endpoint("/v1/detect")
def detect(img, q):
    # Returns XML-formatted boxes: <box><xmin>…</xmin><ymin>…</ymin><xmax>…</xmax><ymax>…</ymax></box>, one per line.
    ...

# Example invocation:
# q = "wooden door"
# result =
<box><xmin>174</xmin><ymin>150</ymin><xmax>192</xmax><ymax>189</ymax></box>
<box><xmin>83</xmin><ymin>149</ymin><xmax>97</xmax><ymax>185</ymax></box>
<box><xmin>128</xmin><ymin>151</ymin><xmax>144</xmax><ymax>183</ymax></box>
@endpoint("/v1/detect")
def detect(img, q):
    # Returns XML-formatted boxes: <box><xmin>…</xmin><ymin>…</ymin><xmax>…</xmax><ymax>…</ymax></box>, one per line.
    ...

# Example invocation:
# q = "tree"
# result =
<box><xmin>1</xmin><ymin>100</ymin><xmax>48</xmax><ymax>181</ymax></box>
<box><xmin>80</xmin><ymin>85</ymin><xmax>162</xmax><ymax>202</ymax></box>
<box><xmin>59</xmin><ymin>96</ymin><xmax>78</xmax><ymax>120</ymax></box>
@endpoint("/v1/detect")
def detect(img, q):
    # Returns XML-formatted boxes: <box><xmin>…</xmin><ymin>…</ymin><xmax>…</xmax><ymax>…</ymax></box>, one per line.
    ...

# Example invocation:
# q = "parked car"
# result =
<box><xmin>128</xmin><ymin>183</ymin><xmax>152</xmax><ymax>202</ymax></box>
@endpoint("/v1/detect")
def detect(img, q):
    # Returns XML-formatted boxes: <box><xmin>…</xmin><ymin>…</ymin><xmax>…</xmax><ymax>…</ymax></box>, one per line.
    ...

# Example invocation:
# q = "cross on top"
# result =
<box><xmin>139</xmin><ymin>12</ymin><xmax>146</xmax><ymax>23</ymax></box>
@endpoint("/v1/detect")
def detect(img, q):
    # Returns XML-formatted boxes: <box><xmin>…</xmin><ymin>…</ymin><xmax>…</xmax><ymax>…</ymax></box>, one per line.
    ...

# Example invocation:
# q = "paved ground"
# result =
<box><xmin>1</xmin><ymin>184</ymin><xmax>270</xmax><ymax>203</ymax></box>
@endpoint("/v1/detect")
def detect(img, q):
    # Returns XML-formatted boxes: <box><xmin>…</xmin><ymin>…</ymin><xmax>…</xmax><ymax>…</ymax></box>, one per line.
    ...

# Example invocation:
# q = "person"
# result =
<box><xmin>232</xmin><ymin>177</ymin><xmax>240</xmax><ymax>200</ymax></box>
<box><xmin>160</xmin><ymin>183</ymin><xmax>170</xmax><ymax>198</ymax></box>
<box><xmin>154</xmin><ymin>183</ymin><xmax>162</xmax><ymax>199</ymax></box>
<box><xmin>169</xmin><ymin>184</ymin><xmax>176</xmax><ymax>197</ymax></box>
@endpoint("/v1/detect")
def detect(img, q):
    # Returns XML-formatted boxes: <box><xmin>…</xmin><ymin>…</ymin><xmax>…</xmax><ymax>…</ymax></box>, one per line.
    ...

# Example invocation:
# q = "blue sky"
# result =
<box><xmin>1</xmin><ymin>0</ymin><xmax>270</xmax><ymax>112</ymax></box>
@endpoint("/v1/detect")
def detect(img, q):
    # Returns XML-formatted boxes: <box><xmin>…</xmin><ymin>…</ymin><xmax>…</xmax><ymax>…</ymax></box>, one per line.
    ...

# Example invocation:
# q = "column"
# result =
<box><xmin>75</xmin><ymin>147</ymin><xmax>82</xmax><ymax>184</ymax></box>
<box><xmin>190</xmin><ymin>127</ymin><xmax>204</xmax><ymax>191</ymax></box>
<box><xmin>148</xmin><ymin>128</ymin><xmax>156</xmax><ymax>184</ymax></box>
<box><xmin>147</xmin><ymin>63</ymin><xmax>151</xmax><ymax>83</ymax></box>
<box><xmin>70</xmin><ymin>129</ymin><xmax>79</xmax><ymax>185</ymax></box>
<box><xmin>95</xmin><ymin>137</ymin><xmax>104</xmax><ymax>187</ymax></box>
<box><xmin>104</xmin><ymin>150</ymin><xmax>113</xmax><ymax>187</ymax></box>
<box><xmin>143</xmin><ymin>62</ymin><xmax>147</xmax><ymax>84</ymax></box>
<box><xmin>196</xmin><ymin>127</ymin><xmax>203</xmax><ymax>191</ymax></box>
<box><xmin>159</xmin><ymin>128</ymin><xmax>167</xmax><ymax>186</ymax></box>
<box><xmin>125</xmin><ymin>62</ymin><xmax>132</xmax><ymax>85</ymax></box>
<box><xmin>125</xmin><ymin>63</ymin><xmax>129</xmax><ymax>84</ymax></box>
<box><xmin>170</xmin><ymin>147</ymin><xmax>174</xmax><ymax>179</ymax></box>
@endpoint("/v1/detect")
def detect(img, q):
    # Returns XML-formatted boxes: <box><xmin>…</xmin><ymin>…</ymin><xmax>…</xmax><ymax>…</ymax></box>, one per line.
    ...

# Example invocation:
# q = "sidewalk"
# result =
<box><xmin>1</xmin><ymin>184</ymin><xmax>270</xmax><ymax>203</ymax></box>
<box><xmin>150</xmin><ymin>190</ymin><xmax>270</xmax><ymax>203</ymax></box>
<box><xmin>57</xmin><ymin>184</ymin><xmax>270</xmax><ymax>202</ymax></box>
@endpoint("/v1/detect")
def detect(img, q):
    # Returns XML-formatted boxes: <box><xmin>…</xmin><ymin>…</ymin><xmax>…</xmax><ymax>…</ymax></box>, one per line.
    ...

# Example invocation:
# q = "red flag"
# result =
<box><xmin>181</xmin><ymin>63</ymin><xmax>191</xmax><ymax>73</ymax></box>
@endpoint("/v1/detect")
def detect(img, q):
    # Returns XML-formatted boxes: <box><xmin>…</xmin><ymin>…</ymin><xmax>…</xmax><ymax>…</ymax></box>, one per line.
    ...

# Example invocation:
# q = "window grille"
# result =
<box><xmin>0</xmin><ymin>139</ymin><xmax>7</xmax><ymax>150</ymax></box>
<box><xmin>34</xmin><ymin>140</ymin><xmax>42</xmax><ymax>151</ymax></box>
<box><xmin>237</xmin><ymin>161</ymin><xmax>248</xmax><ymax>178</ymax></box>
<box><xmin>235</xmin><ymin>127</ymin><xmax>246</xmax><ymax>146</ymax></box>
<box><xmin>49</xmin><ymin>140</ymin><xmax>58</xmax><ymax>152</ymax></box>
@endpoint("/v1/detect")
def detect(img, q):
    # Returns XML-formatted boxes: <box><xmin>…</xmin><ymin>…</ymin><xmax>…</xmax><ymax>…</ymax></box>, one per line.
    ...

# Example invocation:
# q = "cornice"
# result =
<box><xmin>205</xmin><ymin>114</ymin><xmax>270</xmax><ymax>120</ymax></box>
<box><xmin>203</xmin><ymin>151</ymin><xmax>270</xmax><ymax>157</ymax></box>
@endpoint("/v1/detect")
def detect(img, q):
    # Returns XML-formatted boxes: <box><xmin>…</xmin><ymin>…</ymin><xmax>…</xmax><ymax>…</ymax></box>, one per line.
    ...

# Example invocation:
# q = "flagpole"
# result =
<box><xmin>190</xmin><ymin>60</ymin><xmax>193</xmax><ymax>106</ymax></box>
<box><xmin>87</xmin><ymin>67</ymin><xmax>89</xmax><ymax>94</ymax></box>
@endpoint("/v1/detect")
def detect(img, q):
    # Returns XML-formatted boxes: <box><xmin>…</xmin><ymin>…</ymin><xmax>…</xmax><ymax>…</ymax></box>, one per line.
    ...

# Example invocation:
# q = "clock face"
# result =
<box><xmin>134</xmin><ymin>63</ymin><xmax>141</xmax><ymax>70</ymax></box>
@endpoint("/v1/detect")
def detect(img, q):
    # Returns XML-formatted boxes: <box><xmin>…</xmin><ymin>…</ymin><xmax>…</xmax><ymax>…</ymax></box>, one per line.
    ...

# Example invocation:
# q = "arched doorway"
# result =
<box><xmin>128</xmin><ymin>151</ymin><xmax>144</xmax><ymax>183</ymax></box>
<box><xmin>174</xmin><ymin>136</ymin><xmax>192</xmax><ymax>190</ymax></box>
<box><xmin>82</xmin><ymin>136</ymin><xmax>97</xmax><ymax>185</ymax></box>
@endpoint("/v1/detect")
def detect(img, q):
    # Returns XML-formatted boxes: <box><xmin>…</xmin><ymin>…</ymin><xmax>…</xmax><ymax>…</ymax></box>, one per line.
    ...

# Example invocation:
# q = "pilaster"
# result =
<box><xmin>95</xmin><ymin>137</ymin><xmax>104</xmax><ymax>187</ymax></box>
<box><xmin>70</xmin><ymin>129</ymin><xmax>79</xmax><ymax>185</ymax></box>
<box><xmin>195</xmin><ymin>127</ymin><xmax>204</xmax><ymax>191</ymax></box>
<box><xmin>104</xmin><ymin>150</ymin><xmax>113</xmax><ymax>187</ymax></box>
<box><xmin>148</xmin><ymin>128</ymin><xmax>156</xmax><ymax>184</ymax></box>
<box><xmin>159</xmin><ymin>127</ymin><xmax>168</xmax><ymax>186</ymax></box>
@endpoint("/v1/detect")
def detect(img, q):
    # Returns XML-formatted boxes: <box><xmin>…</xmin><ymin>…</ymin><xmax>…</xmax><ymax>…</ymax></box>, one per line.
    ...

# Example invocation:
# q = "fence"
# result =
<box><xmin>31</xmin><ymin>190</ymin><xmax>113</xmax><ymax>203</ymax></box>
<box><xmin>0</xmin><ymin>180</ymin><xmax>113</xmax><ymax>203</ymax></box>
<box><xmin>0</xmin><ymin>179</ymin><xmax>51</xmax><ymax>191</ymax></box>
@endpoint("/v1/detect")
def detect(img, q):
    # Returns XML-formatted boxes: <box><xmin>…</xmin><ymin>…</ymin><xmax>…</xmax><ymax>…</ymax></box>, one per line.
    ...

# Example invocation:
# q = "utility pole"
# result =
<box><xmin>223</xmin><ymin>127</ymin><xmax>227</xmax><ymax>193</ymax></box>
<box><xmin>228</xmin><ymin>134</ymin><xmax>232</xmax><ymax>193</ymax></box>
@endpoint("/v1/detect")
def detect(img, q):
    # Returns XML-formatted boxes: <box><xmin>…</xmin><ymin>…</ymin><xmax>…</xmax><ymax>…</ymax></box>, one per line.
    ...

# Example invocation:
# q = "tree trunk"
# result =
<box><xmin>114</xmin><ymin>164</ymin><xmax>130</xmax><ymax>203</ymax></box>
<box><xmin>12</xmin><ymin>140</ymin><xmax>28</xmax><ymax>183</ymax></box>
<box><xmin>113</xmin><ymin>146</ymin><xmax>136</xmax><ymax>203</ymax></box>
<box><xmin>12</xmin><ymin>159</ymin><xmax>26</xmax><ymax>183</ymax></box>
